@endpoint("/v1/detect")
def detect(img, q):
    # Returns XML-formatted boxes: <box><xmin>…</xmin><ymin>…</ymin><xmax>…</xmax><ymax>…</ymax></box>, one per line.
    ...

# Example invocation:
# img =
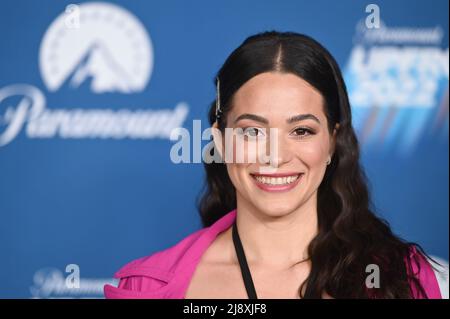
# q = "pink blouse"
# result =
<box><xmin>104</xmin><ymin>209</ymin><xmax>443</xmax><ymax>299</ymax></box>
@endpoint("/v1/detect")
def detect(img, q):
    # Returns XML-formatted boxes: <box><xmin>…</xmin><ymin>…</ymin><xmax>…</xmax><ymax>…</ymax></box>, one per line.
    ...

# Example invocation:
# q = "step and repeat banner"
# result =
<box><xmin>0</xmin><ymin>0</ymin><xmax>448</xmax><ymax>298</ymax></box>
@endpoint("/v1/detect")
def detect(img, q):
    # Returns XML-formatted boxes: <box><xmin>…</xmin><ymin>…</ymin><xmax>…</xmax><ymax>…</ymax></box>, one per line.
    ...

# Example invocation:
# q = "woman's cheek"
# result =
<box><xmin>296</xmin><ymin>140</ymin><xmax>329</xmax><ymax>168</ymax></box>
<box><xmin>226</xmin><ymin>162</ymin><xmax>246</xmax><ymax>191</ymax></box>
<box><xmin>297</xmin><ymin>138</ymin><xmax>330</xmax><ymax>187</ymax></box>
<box><xmin>235</xmin><ymin>138</ymin><xmax>269</xmax><ymax>168</ymax></box>
<box><xmin>225</xmin><ymin>136</ymin><xmax>258</xmax><ymax>164</ymax></box>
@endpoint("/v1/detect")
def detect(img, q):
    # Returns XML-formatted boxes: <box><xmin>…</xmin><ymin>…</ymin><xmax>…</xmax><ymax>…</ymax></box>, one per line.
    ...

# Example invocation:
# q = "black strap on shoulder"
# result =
<box><xmin>232</xmin><ymin>221</ymin><xmax>258</xmax><ymax>299</ymax></box>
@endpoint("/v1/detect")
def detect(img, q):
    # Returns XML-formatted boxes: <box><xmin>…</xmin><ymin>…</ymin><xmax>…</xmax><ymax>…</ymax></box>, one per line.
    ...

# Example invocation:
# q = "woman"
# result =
<box><xmin>104</xmin><ymin>31</ymin><xmax>443</xmax><ymax>299</ymax></box>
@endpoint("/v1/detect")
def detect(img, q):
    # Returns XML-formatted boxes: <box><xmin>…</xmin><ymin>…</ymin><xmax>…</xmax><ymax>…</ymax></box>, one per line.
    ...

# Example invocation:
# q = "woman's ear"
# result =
<box><xmin>330</xmin><ymin>123</ymin><xmax>340</xmax><ymax>158</ymax></box>
<box><xmin>211</xmin><ymin>121</ymin><xmax>224</xmax><ymax>160</ymax></box>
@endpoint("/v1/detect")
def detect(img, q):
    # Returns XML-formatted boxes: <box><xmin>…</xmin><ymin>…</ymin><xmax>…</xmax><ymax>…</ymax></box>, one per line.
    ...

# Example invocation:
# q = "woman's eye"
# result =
<box><xmin>292</xmin><ymin>127</ymin><xmax>313</xmax><ymax>137</ymax></box>
<box><xmin>243</xmin><ymin>127</ymin><xmax>265</xmax><ymax>137</ymax></box>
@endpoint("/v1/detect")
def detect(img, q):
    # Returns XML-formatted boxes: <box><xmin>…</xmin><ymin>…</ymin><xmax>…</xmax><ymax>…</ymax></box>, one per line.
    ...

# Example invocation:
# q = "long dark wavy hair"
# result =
<box><xmin>197</xmin><ymin>31</ymin><xmax>435</xmax><ymax>298</ymax></box>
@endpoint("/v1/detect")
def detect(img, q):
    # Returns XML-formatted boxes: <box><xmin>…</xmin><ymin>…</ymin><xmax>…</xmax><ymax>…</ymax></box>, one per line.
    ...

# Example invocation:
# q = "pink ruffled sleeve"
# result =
<box><xmin>408</xmin><ymin>246</ymin><xmax>443</xmax><ymax>299</ymax></box>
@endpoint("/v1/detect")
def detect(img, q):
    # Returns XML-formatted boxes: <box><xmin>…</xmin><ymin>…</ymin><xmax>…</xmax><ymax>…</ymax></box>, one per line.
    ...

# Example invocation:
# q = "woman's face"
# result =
<box><xmin>215</xmin><ymin>72</ymin><xmax>337</xmax><ymax>218</ymax></box>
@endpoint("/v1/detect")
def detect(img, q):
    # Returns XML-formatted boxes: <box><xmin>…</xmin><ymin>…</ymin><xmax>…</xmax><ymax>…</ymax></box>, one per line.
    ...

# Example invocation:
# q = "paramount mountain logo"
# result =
<box><xmin>39</xmin><ymin>2</ymin><xmax>152</xmax><ymax>93</ymax></box>
<box><xmin>0</xmin><ymin>2</ymin><xmax>188</xmax><ymax>147</ymax></box>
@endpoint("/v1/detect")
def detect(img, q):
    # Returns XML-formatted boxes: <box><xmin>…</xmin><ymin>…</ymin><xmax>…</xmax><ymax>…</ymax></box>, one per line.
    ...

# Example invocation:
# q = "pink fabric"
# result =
<box><xmin>104</xmin><ymin>209</ymin><xmax>442</xmax><ymax>299</ymax></box>
<box><xmin>104</xmin><ymin>209</ymin><xmax>237</xmax><ymax>299</ymax></box>
<box><xmin>408</xmin><ymin>246</ymin><xmax>442</xmax><ymax>299</ymax></box>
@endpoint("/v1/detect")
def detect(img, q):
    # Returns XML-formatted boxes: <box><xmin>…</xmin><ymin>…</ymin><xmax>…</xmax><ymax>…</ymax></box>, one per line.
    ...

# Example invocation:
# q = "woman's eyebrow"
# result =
<box><xmin>286</xmin><ymin>114</ymin><xmax>320</xmax><ymax>124</ymax></box>
<box><xmin>233</xmin><ymin>113</ymin><xmax>321</xmax><ymax>125</ymax></box>
<box><xmin>233</xmin><ymin>113</ymin><xmax>269</xmax><ymax>124</ymax></box>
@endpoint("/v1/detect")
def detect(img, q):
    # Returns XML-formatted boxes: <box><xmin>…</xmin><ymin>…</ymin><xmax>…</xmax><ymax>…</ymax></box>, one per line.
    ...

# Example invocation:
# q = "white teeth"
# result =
<box><xmin>254</xmin><ymin>174</ymin><xmax>300</xmax><ymax>185</ymax></box>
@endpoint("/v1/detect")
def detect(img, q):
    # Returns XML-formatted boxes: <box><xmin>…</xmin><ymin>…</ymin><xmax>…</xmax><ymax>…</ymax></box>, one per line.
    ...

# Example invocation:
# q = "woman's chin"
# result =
<box><xmin>254</xmin><ymin>202</ymin><xmax>300</xmax><ymax>219</ymax></box>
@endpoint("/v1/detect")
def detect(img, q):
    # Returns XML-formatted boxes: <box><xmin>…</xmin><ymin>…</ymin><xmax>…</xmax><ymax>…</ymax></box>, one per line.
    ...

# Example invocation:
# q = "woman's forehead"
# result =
<box><xmin>230</xmin><ymin>72</ymin><xmax>326</xmax><ymax>124</ymax></box>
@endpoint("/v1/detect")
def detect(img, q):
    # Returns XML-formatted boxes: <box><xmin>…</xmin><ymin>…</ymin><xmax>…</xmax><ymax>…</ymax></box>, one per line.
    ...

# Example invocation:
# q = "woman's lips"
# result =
<box><xmin>250</xmin><ymin>173</ymin><xmax>303</xmax><ymax>192</ymax></box>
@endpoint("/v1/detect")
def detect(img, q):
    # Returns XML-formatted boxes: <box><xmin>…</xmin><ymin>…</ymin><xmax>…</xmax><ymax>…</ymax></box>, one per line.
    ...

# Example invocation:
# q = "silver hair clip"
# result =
<box><xmin>215</xmin><ymin>77</ymin><xmax>222</xmax><ymax>120</ymax></box>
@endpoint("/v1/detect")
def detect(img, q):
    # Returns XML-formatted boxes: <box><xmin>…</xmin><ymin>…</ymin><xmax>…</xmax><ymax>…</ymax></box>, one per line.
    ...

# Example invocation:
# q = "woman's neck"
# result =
<box><xmin>234</xmin><ymin>192</ymin><xmax>318</xmax><ymax>270</ymax></box>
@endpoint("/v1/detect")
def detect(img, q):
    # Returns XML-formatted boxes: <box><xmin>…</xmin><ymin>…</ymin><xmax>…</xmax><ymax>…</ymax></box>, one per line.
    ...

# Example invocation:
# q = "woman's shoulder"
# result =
<box><xmin>407</xmin><ymin>245</ymin><xmax>448</xmax><ymax>299</ymax></box>
<box><xmin>118</xmin><ymin>228</ymin><xmax>208</xmax><ymax>274</ymax></box>
<box><xmin>103</xmin><ymin>227</ymin><xmax>208</xmax><ymax>298</ymax></box>
<box><xmin>103</xmin><ymin>210</ymin><xmax>238</xmax><ymax>298</ymax></box>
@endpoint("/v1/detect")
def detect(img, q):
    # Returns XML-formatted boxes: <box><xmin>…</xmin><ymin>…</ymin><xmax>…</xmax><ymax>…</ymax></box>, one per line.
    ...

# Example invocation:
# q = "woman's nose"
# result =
<box><xmin>260</xmin><ymin>128</ymin><xmax>294</xmax><ymax>169</ymax></box>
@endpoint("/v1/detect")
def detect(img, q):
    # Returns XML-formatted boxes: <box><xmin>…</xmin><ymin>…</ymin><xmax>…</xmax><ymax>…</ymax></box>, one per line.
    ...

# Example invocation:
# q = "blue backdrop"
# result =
<box><xmin>0</xmin><ymin>0</ymin><xmax>448</xmax><ymax>298</ymax></box>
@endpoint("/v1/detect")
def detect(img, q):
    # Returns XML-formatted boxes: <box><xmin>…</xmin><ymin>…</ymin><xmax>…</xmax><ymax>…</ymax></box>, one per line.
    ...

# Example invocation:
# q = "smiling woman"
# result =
<box><xmin>104</xmin><ymin>31</ymin><xmax>443</xmax><ymax>299</ymax></box>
